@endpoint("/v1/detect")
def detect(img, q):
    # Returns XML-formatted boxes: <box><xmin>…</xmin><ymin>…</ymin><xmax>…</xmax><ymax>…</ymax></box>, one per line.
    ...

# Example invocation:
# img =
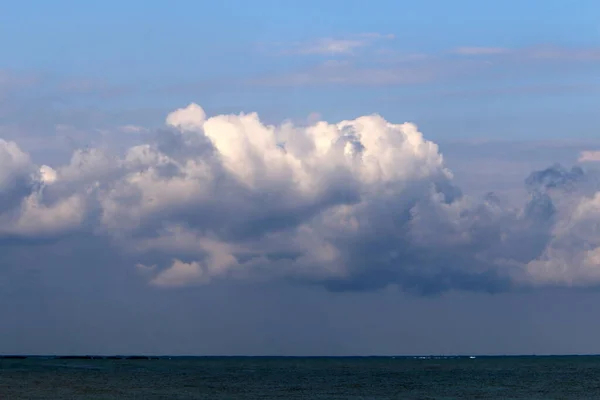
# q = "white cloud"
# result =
<box><xmin>0</xmin><ymin>139</ymin><xmax>32</xmax><ymax>190</ymax></box>
<box><xmin>300</xmin><ymin>39</ymin><xmax>366</xmax><ymax>55</ymax></box>
<box><xmin>579</xmin><ymin>150</ymin><xmax>600</xmax><ymax>162</ymax></box>
<box><xmin>7</xmin><ymin>192</ymin><xmax>85</xmax><ymax>236</ymax></box>
<box><xmin>525</xmin><ymin>192</ymin><xmax>600</xmax><ymax>286</ymax></box>
<box><xmin>0</xmin><ymin>141</ymin><xmax>85</xmax><ymax>237</ymax></box>
<box><xmin>57</xmin><ymin>148</ymin><xmax>122</xmax><ymax>184</ymax></box>
<box><xmin>39</xmin><ymin>165</ymin><xmax>58</xmax><ymax>184</ymax></box>
<box><xmin>166</xmin><ymin>103</ymin><xmax>206</xmax><ymax>131</ymax></box>
<box><xmin>150</xmin><ymin>259</ymin><xmax>209</xmax><ymax>287</ymax></box>
<box><xmin>286</xmin><ymin>33</ymin><xmax>394</xmax><ymax>56</ymax></box>
<box><xmin>3</xmin><ymin>104</ymin><xmax>600</xmax><ymax>294</ymax></box>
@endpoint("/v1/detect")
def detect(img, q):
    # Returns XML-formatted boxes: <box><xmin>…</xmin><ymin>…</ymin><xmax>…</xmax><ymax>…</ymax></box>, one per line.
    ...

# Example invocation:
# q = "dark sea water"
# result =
<box><xmin>2</xmin><ymin>355</ymin><xmax>600</xmax><ymax>399</ymax></box>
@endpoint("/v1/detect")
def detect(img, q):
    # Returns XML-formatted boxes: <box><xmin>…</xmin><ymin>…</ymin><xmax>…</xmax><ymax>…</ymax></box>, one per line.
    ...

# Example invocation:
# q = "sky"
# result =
<box><xmin>1</xmin><ymin>1</ymin><xmax>600</xmax><ymax>356</ymax></box>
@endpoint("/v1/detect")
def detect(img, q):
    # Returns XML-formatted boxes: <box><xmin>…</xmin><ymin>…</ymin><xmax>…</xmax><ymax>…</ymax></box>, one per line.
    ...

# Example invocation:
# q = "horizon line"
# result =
<box><xmin>2</xmin><ymin>354</ymin><xmax>600</xmax><ymax>359</ymax></box>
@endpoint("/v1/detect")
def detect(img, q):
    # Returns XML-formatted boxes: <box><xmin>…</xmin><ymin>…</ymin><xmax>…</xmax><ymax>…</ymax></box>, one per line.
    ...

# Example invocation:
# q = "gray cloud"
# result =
<box><xmin>525</xmin><ymin>164</ymin><xmax>585</xmax><ymax>192</ymax></box>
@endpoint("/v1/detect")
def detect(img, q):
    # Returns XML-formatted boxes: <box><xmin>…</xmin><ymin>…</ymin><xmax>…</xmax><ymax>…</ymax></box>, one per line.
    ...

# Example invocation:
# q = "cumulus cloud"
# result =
<box><xmin>0</xmin><ymin>140</ymin><xmax>84</xmax><ymax>237</ymax></box>
<box><xmin>148</xmin><ymin>259</ymin><xmax>209</xmax><ymax>287</ymax></box>
<box><xmin>2</xmin><ymin>103</ymin><xmax>600</xmax><ymax>294</ymax></box>
<box><xmin>525</xmin><ymin>164</ymin><xmax>584</xmax><ymax>192</ymax></box>
<box><xmin>0</xmin><ymin>139</ymin><xmax>32</xmax><ymax>191</ymax></box>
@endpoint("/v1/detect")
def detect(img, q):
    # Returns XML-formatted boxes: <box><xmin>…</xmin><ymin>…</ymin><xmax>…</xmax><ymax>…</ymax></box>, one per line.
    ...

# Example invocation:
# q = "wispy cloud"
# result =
<box><xmin>283</xmin><ymin>33</ymin><xmax>395</xmax><ymax>56</ymax></box>
<box><xmin>437</xmin><ymin>83</ymin><xmax>600</xmax><ymax>98</ymax></box>
<box><xmin>0</xmin><ymin>70</ymin><xmax>41</xmax><ymax>91</ymax></box>
<box><xmin>58</xmin><ymin>78</ymin><xmax>134</xmax><ymax>99</ymax></box>
<box><xmin>117</xmin><ymin>124</ymin><xmax>149</xmax><ymax>134</ymax></box>
<box><xmin>248</xmin><ymin>58</ymin><xmax>490</xmax><ymax>87</ymax></box>
<box><xmin>451</xmin><ymin>45</ymin><xmax>600</xmax><ymax>62</ymax></box>
<box><xmin>518</xmin><ymin>46</ymin><xmax>600</xmax><ymax>62</ymax></box>
<box><xmin>250</xmin><ymin>44</ymin><xmax>600</xmax><ymax>88</ymax></box>
<box><xmin>451</xmin><ymin>47</ymin><xmax>511</xmax><ymax>55</ymax></box>
<box><xmin>297</xmin><ymin>38</ymin><xmax>367</xmax><ymax>55</ymax></box>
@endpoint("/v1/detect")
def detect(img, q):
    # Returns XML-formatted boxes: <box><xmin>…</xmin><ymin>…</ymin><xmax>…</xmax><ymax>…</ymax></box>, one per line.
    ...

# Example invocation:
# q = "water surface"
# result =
<box><xmin>2</xmin><ymin>355</ymin><xmax>599</xmax><ymax>399</ymax></box>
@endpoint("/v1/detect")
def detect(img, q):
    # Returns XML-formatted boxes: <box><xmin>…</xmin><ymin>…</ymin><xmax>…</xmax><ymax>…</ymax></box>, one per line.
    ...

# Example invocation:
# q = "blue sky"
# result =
<box><xmin>1</xmin><ymin>0</ymin><xmax>598</xmax><ymax>140</ymax></box>
<box><xmin>3</xmin><ymin>1</ymin><xmax>600</xmax><ymax>356</ymax></box>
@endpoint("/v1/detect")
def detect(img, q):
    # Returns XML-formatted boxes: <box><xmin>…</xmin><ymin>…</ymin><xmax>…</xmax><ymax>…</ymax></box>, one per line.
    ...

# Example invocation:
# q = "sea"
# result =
<box><xmin>2</xmin><ymin>355</ymin><xmax>600</xmax><ymax>399</ymax></box>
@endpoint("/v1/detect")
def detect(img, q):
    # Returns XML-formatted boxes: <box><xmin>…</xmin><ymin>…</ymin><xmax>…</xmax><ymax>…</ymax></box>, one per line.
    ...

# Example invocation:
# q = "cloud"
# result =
<box><xmin>249</xmin><ymin>58</ymin><xmax>488</xmax><ymax>87</ymax></box>
<box><xmin>57</xmin><ymin>78</ymin><xmax>133</xmax><ymax>99</ymax></box>
<box><xmin>579</xmin><ymin>151</ymin><xmax>600</xmax><ymax>162</ymax></box>
<box><xmin>249</xmin><ymin>44</ymin><xmax>600</xmax><ymax>87</ymax></box>
<box><xmin>117</xmin><ymin>125</ymin><xmax>149</xmax><ymax>134</ymax></box>
<box><xmin>3</xmin><ymin>103</ymin><xmax>600</xmax><ymax>295</ymax></box>
<box><xmin>165</xmin><ymin>103</ymin><xmax>207</xmax><ymax>131</ymax></box>
<box><xmin>434</xmin><ymin>83</ymin><xmax>600</xmax><ymax>99</ymax></box>
<box><xmin>525</xmin><ymin>164</ymin><xmax>584</xmax><ymax>191</ymax></box>
<box><xmin>283</xmin><ymin>33</ymin><xmax>395</xmax><ymax>56</ymax></box>
<box><xmin>518</xmin><ymin>46</ymin><xmax>600</xmax><ymax>62</ymax></box>
<box><xmin>0</xmin><ymin>140</ymin><xmax>84</xmax><ymax>238</ymax></box>
<box><xmin>451</xmin><ymin>47</ymin><xmax>510</xmax><ymax>55</ymax></box>
<box><xmin>298</xmin><ymin>38</ymin><xmax>366</xmax><ymax>55</ymax></box>
<box><xmin>451</xmin><ymin>45</ymin><xmax>600</xmax><ymax>63</ymax></box>
<box><xmin>0</xmin><ymin>70</ymin><xmax>40</xmax><ymax>92</ymax></box>
<box><xmin>148</xmin><ymin>259</ymin><xmax>209</xmax><ymax>287</ymax></box>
